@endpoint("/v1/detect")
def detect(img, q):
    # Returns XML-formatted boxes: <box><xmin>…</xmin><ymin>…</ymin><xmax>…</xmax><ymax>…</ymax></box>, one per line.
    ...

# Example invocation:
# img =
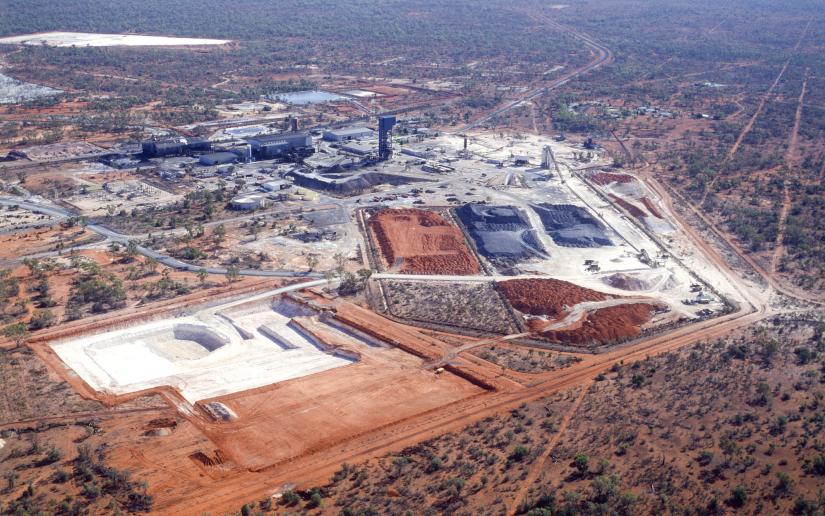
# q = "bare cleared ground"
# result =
<box><xmin>0</xmin><ymin>296</ymin><xmax>489</xmax><ymax>514</ymax></box>
<box><xmin>0</xmin><ymin>224</ymin><xmax>102</xmax><ymax>261</ymax></box>
<box><xmin>202</xmin><ymin>317</ymin><xmax>484</xmax><ymax>471</ymax></box>
<box><xmin>0</xmin><ymin>205</ymin><xmax>54</xmax><ymax>232</ymax></box>
<box><xmin>368</xmin><ymin>208</ymin><xmax>481</xmax><ymax>275</ymax></box>
<box><xmin>379</xmin><ymin>280</ymin><xmax>520</xmax><ymax>335</ymax></box>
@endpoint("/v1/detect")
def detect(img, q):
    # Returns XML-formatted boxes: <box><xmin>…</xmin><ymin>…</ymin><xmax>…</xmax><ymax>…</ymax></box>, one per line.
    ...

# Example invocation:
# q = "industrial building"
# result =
<box><xmin>378</xmin><ymin>115</ymin><xmax>397</xmax><ymax>161</ymax></box>
<box><xmin>142</xmin><ymin>137</ymin><xmax>211</xmax><ymax>158</ymax></box>
<box><xmin>323</xmin><ymin>127</ymin><xmax>374</xmax><ymax>142</ymax></box>
<box><xmin>262</xmin><ymin>180</ymin><xmax>290</xmax><ymax>192</ymax></box>
<box><xmin>199</xmin><ymin>152</ymin><xmax>239</xmax><ymax>166</ymax></box>
<box><xmin>340</xmin><ymin>141</ymin><xmax>375</xmax><ymax>156</ymax></box>
<box><xmin>229</xmin><ymin>193</ymin><xmax>269</xmax><ymax>210</ymax></box>
<box><xmin>245</xmin><ymin>132</ymin><xmax>313</xmax><ymax>159</ymax></box>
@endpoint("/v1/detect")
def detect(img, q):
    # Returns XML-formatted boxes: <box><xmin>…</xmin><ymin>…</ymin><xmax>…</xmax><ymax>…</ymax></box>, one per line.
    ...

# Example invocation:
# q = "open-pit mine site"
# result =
<box><xmin>2</xmin><ymin>127</ymin><xmax>754</xmax><ymax>513</ymax></box>
<box><xmin>2</xmin><ymin>1</ymin><xmax>823</xmax><ymax>513</ymax></box>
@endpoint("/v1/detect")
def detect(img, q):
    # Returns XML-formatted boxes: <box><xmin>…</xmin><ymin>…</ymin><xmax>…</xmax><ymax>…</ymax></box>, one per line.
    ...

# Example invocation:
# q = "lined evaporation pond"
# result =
<box><xmin>271</xmin><ymin>90</ymin><xmax>348</xmax><ymax>105</ymax></box>
<box><xmin>0</xmin><ymin>73</ymin><xmax>61</xmax><ymax>104</ymax></box>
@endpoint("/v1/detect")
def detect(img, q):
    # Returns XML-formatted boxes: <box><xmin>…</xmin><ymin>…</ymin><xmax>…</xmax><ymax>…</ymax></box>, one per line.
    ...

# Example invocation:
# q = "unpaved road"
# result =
<box><xmin>700</xmin><ymin>20</ymin><xmax>811</xmax><ymax>204</ymax></box>
<box><xmin>506</xmin><ymin>381</ymin><xmax>593</xmax><ymax>515</ymax></box>
<box><xmin>771</xmin><ymin>69</ymin><xmax>808</xmax><ymax>274</ymax></box>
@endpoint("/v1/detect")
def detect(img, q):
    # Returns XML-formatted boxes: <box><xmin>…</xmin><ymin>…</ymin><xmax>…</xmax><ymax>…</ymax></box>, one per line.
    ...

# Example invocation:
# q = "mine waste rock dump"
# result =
<box><xmin>50</xmin><ymin>297</ymin><xmax>354</xmax><ymax>403</ymax></box>
<box><xmin>588</xmin><ymin>171</ymin><xmax>674</xmax><ymax>234</ymax></box>
<box><xmin>532</xmin><ymin>203</ymin><xmax>612</xmax><ymax>247</ymax></box>
<box><xmin>288</xmin><ymin>169</ymin><xmax>427</xmax><ymax>197</ymax></box>
<box><xmin>367</xmin><ymin>208</ymin><xmax>481</xmax><ymax>275</ymax></box>
<box><xmin>455</xmin><ymin>203</ymin><xmax>547</xmax><ymax>268</ymax></box>
<box><xmin>498</xmin><ymin>278</ymin><xmax>660</xmax><ymax>349</ymax></box>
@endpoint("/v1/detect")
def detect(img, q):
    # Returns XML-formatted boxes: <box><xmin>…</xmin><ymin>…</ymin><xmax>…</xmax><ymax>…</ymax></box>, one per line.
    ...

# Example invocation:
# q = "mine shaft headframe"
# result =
<box><xmin>378</xmin><ymin>115</ymin><xmax>397</xmax><ymax>161</ymax></box>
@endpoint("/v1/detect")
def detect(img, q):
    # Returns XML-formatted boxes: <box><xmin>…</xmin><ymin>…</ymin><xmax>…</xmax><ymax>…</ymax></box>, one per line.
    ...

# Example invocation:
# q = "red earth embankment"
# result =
<box><xmin>498</xmin><ymin>278</ymin><xmax>609</xmax><ymax>319</ymax></box>
<box><xmin>609</xmin><ymin>194</ymin><xmax>646</xmax><ymax>220</ymax></box>
<box><xmin>641</xmin><ymin>197</ymin><xmax>664</xmax><ymax>219</ymax></box>
<box><xmin>537</xmin><ymin>303</ymin><xmax>657</xmax><ymax>346</ymax></box>
<box><xmin>368</xmin><ymin>208</ymin><xmax>481</xmax><ymax>275</ymax></box>
<box><xmin>499</xmin><ymin>279</ymin><xmax>657</xmax><ymax>347</ymax></box>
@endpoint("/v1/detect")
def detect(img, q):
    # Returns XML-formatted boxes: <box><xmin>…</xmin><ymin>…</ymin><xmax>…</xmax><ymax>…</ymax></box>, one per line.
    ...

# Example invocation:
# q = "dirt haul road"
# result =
<box><xmin>700</xmin><ymin>20</ymin><xmax>811</xmax><ymax>205</ymax></box>
<box><xmin>771</xmin><ymin>68</ymin><xmax>808</xmax><ymax>274</ymax></box>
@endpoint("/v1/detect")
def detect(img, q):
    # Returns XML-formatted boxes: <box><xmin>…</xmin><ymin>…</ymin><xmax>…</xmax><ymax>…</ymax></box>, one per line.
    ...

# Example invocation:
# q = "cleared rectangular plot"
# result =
<box><xmin>380</xmin><ymin>279</ymin><xmax>521</xmax><ymax>334</ymax></box>
<box><xmin>202</xmin><ymin>316</ymin><xmax>485</xmax><ymax>469</ymax></box>
<box><xmin>367</xmin><ymin>208</ymin><xmax>481</xmax><ymax>275</ymax></box>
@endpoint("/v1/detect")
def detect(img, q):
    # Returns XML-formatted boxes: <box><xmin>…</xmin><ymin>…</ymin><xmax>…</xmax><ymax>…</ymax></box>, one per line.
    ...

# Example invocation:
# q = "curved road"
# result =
<box><xmin>0</xmin><ymin>196</ymin><xmax>322</xmax><ymax>278</ymax></box>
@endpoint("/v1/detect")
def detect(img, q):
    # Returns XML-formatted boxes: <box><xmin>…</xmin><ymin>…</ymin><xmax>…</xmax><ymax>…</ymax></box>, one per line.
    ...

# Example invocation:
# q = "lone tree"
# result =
<box><xmin>225</xmin><ymin>266</ymin><xmax>240</xmax><ymax>284</ymax></box>
<box><xmin>124</xmin><ymin>240</ymin><xmax>139</xmax><ymax>262</ymax></box>
<box><xmin>212</xmin><ymin>224</ymin><xmax>227</xmax><ymax>246</ymax></box>
<box><xmin>323</xmin><ymin>270</ymin><xmax>336</xmax><ymax>290</ymax></box>
<box><xmin>333</xmin><ymin>253</ymin><xmax>347</xmax><ymax>276</ymax></box>
<box><xmin>2</xmin><ymin>322</ymin><xmax>30</xmax><ymax>346</ymax></box>
<box><xmin>145</xmin><ymin>256</ymin><xmax>160</xmax><ymax>275</ymax></box>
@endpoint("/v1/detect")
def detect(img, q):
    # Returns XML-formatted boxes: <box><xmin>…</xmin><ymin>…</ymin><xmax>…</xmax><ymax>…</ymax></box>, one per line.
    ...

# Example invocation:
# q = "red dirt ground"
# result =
<box><xmin>609</xmin><ymin>194</ymin><xmax>647</xmax><ymax>220</ymax></box>
<box><xmin>368</xmin><ymin>208</ymin><xmax>481</xmax><ymax>275</ymax></box>
<box><xmin>0</xmin><ymin>225</ymin><xmax>101</xmax><ymax>259</ymax></box>
<box><xmin>200</xmin><ymin>317</ymin><xmax>484</xmax><ymax>471</ymax></box>
<box><xmin>498</xmin><ymin>279</ymin><xmax>610</xmax><ymax>319</ymax></box>
<box><xmin>641</xmin><ymin>196</ymin><xmax>664</xmax><ymax>219</ymax></box>
<box><xmin>590</xmin><ymin>172</ymin><xmax>634</xmax><ymax>186</ymax></box>
<box><xmin>537</xmin><ymin>303</ymin><xmax>657</xmax><ymax>346</ymax></box>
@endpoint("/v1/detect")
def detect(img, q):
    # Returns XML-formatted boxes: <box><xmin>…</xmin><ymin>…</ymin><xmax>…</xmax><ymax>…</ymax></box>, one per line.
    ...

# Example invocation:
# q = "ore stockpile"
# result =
<box><xmin>532</xmin><ymin>203</ymin><xmax>612</xmax><ymax>248</ymax></box>
<box><xmin>456</xmin><ymin>204</ymin><xmax>546</xmax><ymax>267</ymax></box>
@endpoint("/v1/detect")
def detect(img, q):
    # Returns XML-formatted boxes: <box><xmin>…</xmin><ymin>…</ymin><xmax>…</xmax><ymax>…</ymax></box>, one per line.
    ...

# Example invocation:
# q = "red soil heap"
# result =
<box><xmin>539</xmin><ymin>303</ymin><xmax>656</xmax><ymax>345</ymax></box>
<box><xmin>498</xmin><ymin>278</ymin><xmax>609</xmax><ymax>319</ymax></box>
<box><xmin>590</xmin><ymin>172</ymin><xmax>634</xmax><ymax>186</ymax></box>
<box><xmin>641</xmin><ymin>197</ymin><xmax>664</xmax><ymax>219</ymax></box>
<box><xmin>368</xmin><ymin>208</ymin><xmax>481</xmax><ymax>275</ymax></box>
<box><xmin>499</xmin><ymin>279</ymin><xmax>656</xmax><ymax>346</ymax></box>
<box><xmin>609</xmin><ymin>194</ymin><xmax>647</xmax><ymax>220</ymax></box>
